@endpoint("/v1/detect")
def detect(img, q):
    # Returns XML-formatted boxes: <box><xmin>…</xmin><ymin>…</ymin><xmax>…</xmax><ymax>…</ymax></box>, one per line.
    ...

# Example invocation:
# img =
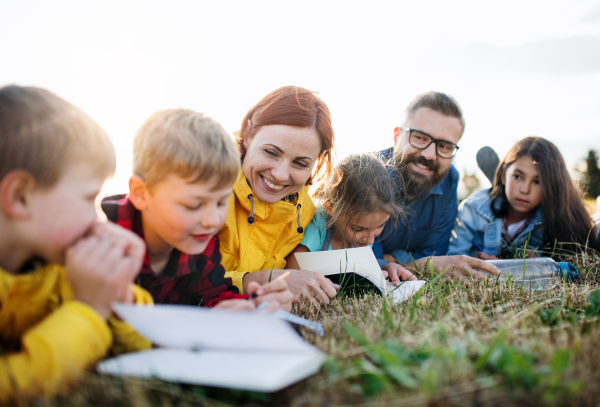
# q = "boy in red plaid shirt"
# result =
<box><xmin>102</xmin><ymin>109</ymin><xmax>293</xmax><ymax>311</ymax></box>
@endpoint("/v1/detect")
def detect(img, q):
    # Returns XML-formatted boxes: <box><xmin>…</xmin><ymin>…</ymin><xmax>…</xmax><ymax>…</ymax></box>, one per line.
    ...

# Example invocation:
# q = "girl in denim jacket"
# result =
<box><xmin>448</xmin><ymin>137</ymin><xmax>599</xmax><ymax>259</ymax></box>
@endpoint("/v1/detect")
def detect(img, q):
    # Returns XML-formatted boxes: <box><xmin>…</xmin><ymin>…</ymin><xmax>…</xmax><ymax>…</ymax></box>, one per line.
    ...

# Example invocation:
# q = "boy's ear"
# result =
<box><xmin>128</xmin><ymin>175</ymin><xmax>150</xmax><ymax>211</ymax></box>
<box><xmin>0</xmin><ymin>170</ymin><xmax>36</xmax><ymax>220</ymax></box>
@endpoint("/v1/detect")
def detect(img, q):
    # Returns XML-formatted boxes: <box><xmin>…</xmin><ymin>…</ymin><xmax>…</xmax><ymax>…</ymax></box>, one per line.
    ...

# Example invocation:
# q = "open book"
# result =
<box><xmin>294</xmin><ymin>246</ymin><xmax>426</xmax><ymax>303</ymax></box>
<box><xmin>98</xmin><ymin>303</ymin><xmax>326</xmax><ymax>392</ymax></box>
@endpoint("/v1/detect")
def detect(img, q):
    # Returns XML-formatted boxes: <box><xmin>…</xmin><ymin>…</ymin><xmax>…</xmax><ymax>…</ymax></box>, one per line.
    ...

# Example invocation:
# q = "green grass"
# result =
<box><xmin>36</xmin><ymin>249</ymin><xmax>600</xmax><ymax>407</ymax></box>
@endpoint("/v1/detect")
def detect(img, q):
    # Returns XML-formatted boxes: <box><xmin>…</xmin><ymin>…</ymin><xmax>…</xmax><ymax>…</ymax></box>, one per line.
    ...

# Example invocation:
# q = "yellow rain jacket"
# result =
<box><xmin>220</xmin><ymin>169</ymin><xmax>315</xmax><ymax>292</ymax></box>
<box><xmin>0</xmin><ymin>263</ymin><xmax>152</xmax><ymax>404</ymax></box>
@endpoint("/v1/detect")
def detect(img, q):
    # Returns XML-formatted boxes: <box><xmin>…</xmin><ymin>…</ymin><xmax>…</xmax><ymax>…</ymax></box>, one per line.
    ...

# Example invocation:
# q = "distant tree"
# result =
<box><xmin>580</xmin><ymin>149</ymin><xmax>600</xmax><ymax>199</ymax></box>
<box><xmin>459</xmin><ymin>171</ymin><xmax>481</xmax><ymax>201</ymax></box>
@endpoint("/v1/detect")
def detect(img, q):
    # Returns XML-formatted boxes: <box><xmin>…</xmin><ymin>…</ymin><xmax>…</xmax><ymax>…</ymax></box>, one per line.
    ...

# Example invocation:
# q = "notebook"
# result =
<box><xmin>98</xmin><ymin>303</ymin><xmax>326</xmax><ymax>392</ymax></box>
<box><xmin>294</xmin><ymin>246</ymin><xmax>426</xmax><ymax>303</ymax></box>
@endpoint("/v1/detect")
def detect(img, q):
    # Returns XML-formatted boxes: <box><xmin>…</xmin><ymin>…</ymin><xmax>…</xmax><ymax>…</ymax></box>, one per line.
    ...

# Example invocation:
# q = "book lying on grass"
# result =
<box><xmin>294</xmin><ymin>246</ymin><xmax>426</xmax><ymax>303</ymax></box>
<box><xmin>98</xmin><ymin>303</ymin><xmax>326</xmax><ymax>393</ymax></box>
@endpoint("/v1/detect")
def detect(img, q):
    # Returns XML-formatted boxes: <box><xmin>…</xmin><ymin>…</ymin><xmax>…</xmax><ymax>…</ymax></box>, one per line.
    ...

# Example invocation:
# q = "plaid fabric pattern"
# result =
<box><xmin>101</xmin><ymin>195</ymin><xmax>247</xmax><ymax>307</ymax></box>
<box><xmin>500</xmin><ymin>215</ymin><xmax>534</xmax><ymax>252</ymax></box>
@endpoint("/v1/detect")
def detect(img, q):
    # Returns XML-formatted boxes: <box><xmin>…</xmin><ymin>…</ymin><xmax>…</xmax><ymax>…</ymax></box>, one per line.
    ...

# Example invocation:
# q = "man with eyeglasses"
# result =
<box><xmin>374</xmin><ymin>91</ymin><xmax>500</xmax><ymax>281</ymax></box>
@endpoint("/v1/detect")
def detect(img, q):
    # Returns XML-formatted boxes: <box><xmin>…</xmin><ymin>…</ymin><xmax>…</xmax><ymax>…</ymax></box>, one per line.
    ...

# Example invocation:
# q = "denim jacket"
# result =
<box><xmin>447</xmin><ymin>189</ymin><xmax>544</xmax><ymax>257</ymax></box>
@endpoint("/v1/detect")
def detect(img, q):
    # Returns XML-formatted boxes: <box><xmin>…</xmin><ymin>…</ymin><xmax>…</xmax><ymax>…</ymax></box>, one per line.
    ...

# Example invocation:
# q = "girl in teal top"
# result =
<box><xmin>286</xmin><ymin>153</ymin><xmax>417</xmax><ymax>284</ymax></box>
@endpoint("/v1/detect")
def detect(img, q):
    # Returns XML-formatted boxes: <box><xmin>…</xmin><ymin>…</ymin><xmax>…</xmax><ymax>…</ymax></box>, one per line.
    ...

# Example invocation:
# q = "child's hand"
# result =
<box><xmin>91</xmin><ymin>222</ymin><xmax>146</xmax><ymax>303</ymax></box>
<box><xmin>474</xmin><ymin>251</ymin><xmax>497</xmax><ymax>260</ymax></box>
<box><xmin>247</xmin><ymin>280</ymin><xmax>294</xmax><ymax>312</ymax></box>
<box><xmin>213</xmin><ymin>299</ymin><xmax>257</xmax><ymax>311</ymax></box>
<box><xmin>382</xmin><ymin>262</ymin><xmax>417</xmax><ymax>285</ymax></box>
<box><xmin>65</xmin><ymin>223</ymin><xmax>145</xmax><ymax>318</ymax></box>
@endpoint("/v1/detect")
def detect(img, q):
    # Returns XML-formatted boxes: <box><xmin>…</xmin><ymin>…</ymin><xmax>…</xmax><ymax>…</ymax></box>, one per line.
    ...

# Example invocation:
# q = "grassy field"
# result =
<box><xmin>39</xmin><ymin>250</ymin><xmax>600</xmax><ymax>407</ymax></box>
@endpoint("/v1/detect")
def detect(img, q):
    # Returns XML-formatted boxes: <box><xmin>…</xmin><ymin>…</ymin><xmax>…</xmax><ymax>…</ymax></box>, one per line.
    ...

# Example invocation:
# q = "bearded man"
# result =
<box><xmin>374</xmin><ymin>91</ymin><xmax>500</xmax><ymax>280</ymax></box>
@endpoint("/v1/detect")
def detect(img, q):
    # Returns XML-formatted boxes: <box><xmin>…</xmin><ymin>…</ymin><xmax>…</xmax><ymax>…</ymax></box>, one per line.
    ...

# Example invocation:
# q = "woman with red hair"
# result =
<box><xmin>219</xmin><ymin>86</ymin><xmax>338</xmax><ymax>306</ymax></box>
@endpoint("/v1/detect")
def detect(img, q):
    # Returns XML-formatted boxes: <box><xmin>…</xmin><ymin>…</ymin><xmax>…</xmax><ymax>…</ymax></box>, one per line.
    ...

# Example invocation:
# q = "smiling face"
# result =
<box><xmin>502</xmin><ymin>155</ymin><xmax>543</xmax><ymax>220</ymax></box>
<box><xmin>393</xmin><ymin>107</ymin><xmax>462</xmax><ymax>198</ymax></box>
<box><xmin>339</xmin><ymin>210</ymin><xmax>390</xmax><ymax>248</ymax></box>
<box><xmin>241</xmin><ymin>125</ymin><xmax>322</xmax><ymax>203</ymax></box>
<box><xmin>29</xmin><ymin>163</ymin><xmax>106</xmax><ymax>265</ymax></box>
<box><xmin>135</xmin><ymin>174</ymin><xmax>232</xmax><ymax>257</ymax></box>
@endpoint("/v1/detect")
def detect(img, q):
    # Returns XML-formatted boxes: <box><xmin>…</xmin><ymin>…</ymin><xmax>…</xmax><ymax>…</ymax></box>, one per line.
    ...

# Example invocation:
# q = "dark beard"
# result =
<box><xmin>394</xmin><ymin>153</ymin><xmax>449</xmax><ymax>199</ymax></box>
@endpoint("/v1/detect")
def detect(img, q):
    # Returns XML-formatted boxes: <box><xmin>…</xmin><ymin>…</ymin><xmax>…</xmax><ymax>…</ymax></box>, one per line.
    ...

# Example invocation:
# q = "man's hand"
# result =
<box><xmin>247</xmin><ymin>280</ymin><xmax>294</xmax><ymax>312</ymax></box>
<box><xmin>407</xmin><ymin>255</ymin><xmax>501</xmax><ymax>280</ymax></box>
<box><xmin>382</xmin><ymin>262</ymin><xmax>418</xmax><ymax>285</ymax></box>
<box><xmin>242</xmin><ymin>269</ymin><xmax>337</xmax><ymax>307</ymax></box>
<box><xmin>474</xmin><ymin>251</ymin><xmax>497</xmax><ymax>260</ymax></box>
<box><xmin>66</xmin><ymin>223</ymin><xmax>145</xmax><ymax>318</ymax></box>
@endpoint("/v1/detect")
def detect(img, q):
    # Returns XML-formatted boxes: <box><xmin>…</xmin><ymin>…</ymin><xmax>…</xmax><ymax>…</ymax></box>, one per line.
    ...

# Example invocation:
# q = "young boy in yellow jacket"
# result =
<box><xmin>0</xmin><ymin>85</ymin><xmax>152</xmax><ymax>404</ymax></box>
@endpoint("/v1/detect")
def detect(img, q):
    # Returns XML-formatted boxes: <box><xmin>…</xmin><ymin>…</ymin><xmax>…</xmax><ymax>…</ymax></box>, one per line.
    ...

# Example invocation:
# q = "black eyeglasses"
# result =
<box><xmin>401</xmin><ymin>127</ymin><xmax>460</xmax><ymax>158</ymax></box>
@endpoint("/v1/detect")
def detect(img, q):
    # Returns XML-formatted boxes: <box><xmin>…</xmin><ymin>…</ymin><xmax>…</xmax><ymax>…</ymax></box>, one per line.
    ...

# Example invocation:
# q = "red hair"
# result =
<box><xmin>239</xmin><ymin>86</ymin><xmax>335</xmax><ymax>185</ymax></box>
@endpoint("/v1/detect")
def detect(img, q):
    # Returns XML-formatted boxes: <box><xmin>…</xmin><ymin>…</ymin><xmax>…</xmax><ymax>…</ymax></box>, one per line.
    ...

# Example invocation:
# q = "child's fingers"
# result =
<box><xmin>390</xmin><ymin>269</ymin><xmax>401</xmax><ymax>285</ymax></box>
<box><xmin>95</xmin><ymin>222</ymin><xmax>146</xmax><ymax>260</ymax></box>
<box><xmin>213</xmin><ymin>299</ymin><xmax>256</xmax><ymax>311</ymax></box>
<box><xmin>382</xmin><ymin>269</ymin><xmax>389</xmax><ymax>279</ymax></box>
<box><xmin>264</xmin><ymin>301</ymin><xmax>280</xmax><ymax>312</ymax></box>
<box><xmin>66</xmin><ymin>234</ymin><xmax>99</xmax><ymax>264</ymax></box>
<box><xmin>73</xmin><ymin>235</ymin><xmax>114</xmax><ymax>271</ymax></box>
<box><xmin>246</xmin><ymin>281</ymin><xmax>261</xmax><ymax>297</ymax></box>
<box><xmin>260</xmin><ymin>279</ymin><xmax>288</xmax><ymax>294</ymax></box>
<box><xmin>396</xmin><ymin>265</ymin><xmax>417</xmax><ymax>282</ymax></box>
<box><xmin>114</xmin><ymin>256</ymin><xmax>142</xmax><ymax>283</ymax></box>
<box><xmin>254</xmin><ymin>290</ymin><xmax>294</xmax><ymax>311</ymax></box>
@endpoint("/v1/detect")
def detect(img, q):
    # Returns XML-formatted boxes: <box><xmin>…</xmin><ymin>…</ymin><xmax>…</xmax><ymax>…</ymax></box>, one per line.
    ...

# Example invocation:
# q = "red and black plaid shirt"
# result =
<box><xmin>101</xmin><ymin>195</ymin><xmax>248</xmax><ymax>307</ymax></box>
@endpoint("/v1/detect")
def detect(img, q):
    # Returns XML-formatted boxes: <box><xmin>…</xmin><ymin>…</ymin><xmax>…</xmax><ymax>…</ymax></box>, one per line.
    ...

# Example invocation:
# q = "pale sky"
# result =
<box><xmin>1</xmin><ymin>0</ymin><xmax>599</xmax><ymax>197</ymax></box>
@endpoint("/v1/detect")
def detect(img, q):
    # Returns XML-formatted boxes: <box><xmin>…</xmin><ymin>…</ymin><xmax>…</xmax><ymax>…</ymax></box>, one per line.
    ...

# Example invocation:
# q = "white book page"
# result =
<box><xmin>386</xmin><ymin>281</ymin><xmax>427</xmax><ymax>303</ymax></box>
<box><xmin>112</xmin><ymin>303</ymin><xmax>317</xmax><ymax>353</ymax></box>
<box><xmin>98</xmin><ymin>348</ymin><xmax>326</xmax><ymax>393</ymax></box>
<box><xmin>294</xmin><ymin>247</ymin><xmax>386</xmax><ymax>290</ymax></box>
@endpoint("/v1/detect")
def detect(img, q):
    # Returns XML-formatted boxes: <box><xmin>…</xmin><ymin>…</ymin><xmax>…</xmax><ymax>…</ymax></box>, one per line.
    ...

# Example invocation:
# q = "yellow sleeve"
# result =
<box><xmin>269</xmin><ymin>227</ymin><xmax>305</xmax><ymax>269</ymax></box>
<box><xmin>0</xmin><ymin>301</ymin><xmax>111</xmax><ymax>404</ymax></box>
<box><xmin>224</xmin><ymin>270</ymin><xmax>249</xmax><ymax>294</ymax></box>
<box><xmin>107</xmin><ymin>285</ymin><xmax>153</xmax><ymax>355</ymax></box>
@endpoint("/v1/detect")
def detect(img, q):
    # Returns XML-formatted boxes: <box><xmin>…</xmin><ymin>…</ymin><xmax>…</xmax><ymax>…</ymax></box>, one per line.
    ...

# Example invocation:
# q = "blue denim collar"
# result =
<box><xmin>473</xmin><ymin>190</ymin><xmax>543</xmax><ymax>226</ymax></box>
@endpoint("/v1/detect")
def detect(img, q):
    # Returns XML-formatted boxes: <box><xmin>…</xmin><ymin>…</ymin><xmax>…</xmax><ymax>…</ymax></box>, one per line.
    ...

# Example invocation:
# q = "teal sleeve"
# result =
<box><xmin>300</xmin><ymin>209</ymin><xmax>327</xmax><ymax>252</ymax></box>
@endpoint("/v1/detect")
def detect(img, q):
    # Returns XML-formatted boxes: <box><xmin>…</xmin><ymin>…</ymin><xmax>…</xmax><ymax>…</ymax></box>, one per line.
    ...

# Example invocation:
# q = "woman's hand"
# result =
<box><xmin>243</xmin><ymin>269</ymin><xmax>337</xmax><ymax>307</ymax></box>
<box><xmin>280</xmin><ymin>270</ymin><xmax>337</xmax><ymax>307</ymax></box>
<box><xmin>382</xmin><ymin>262</ymin><xmax>418</xmax><ymax>285</ymax></box>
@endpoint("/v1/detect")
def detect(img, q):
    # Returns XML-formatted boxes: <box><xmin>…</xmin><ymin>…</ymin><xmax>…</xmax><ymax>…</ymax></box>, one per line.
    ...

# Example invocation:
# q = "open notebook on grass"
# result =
<box><xmin>97</xmin><ymin>304</ymin><xmax>326</xmax><ymax>392</ymax></box>
<box><xmin>294</xmin><ymin>246</ymin><xmax>426</xmax><ymax>303</ymax></box>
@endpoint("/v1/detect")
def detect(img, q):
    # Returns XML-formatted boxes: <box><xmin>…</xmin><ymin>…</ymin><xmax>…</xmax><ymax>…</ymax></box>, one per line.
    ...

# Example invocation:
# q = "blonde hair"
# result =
<box><xmin>0</xmin><ymin>85</ymin><xmax>116</xmax><ymax>186</ymax></box>
<box><xmin>133</xmin><ymin>108</ymin><xmax>240</xmax><ymax>191</ymax></box>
